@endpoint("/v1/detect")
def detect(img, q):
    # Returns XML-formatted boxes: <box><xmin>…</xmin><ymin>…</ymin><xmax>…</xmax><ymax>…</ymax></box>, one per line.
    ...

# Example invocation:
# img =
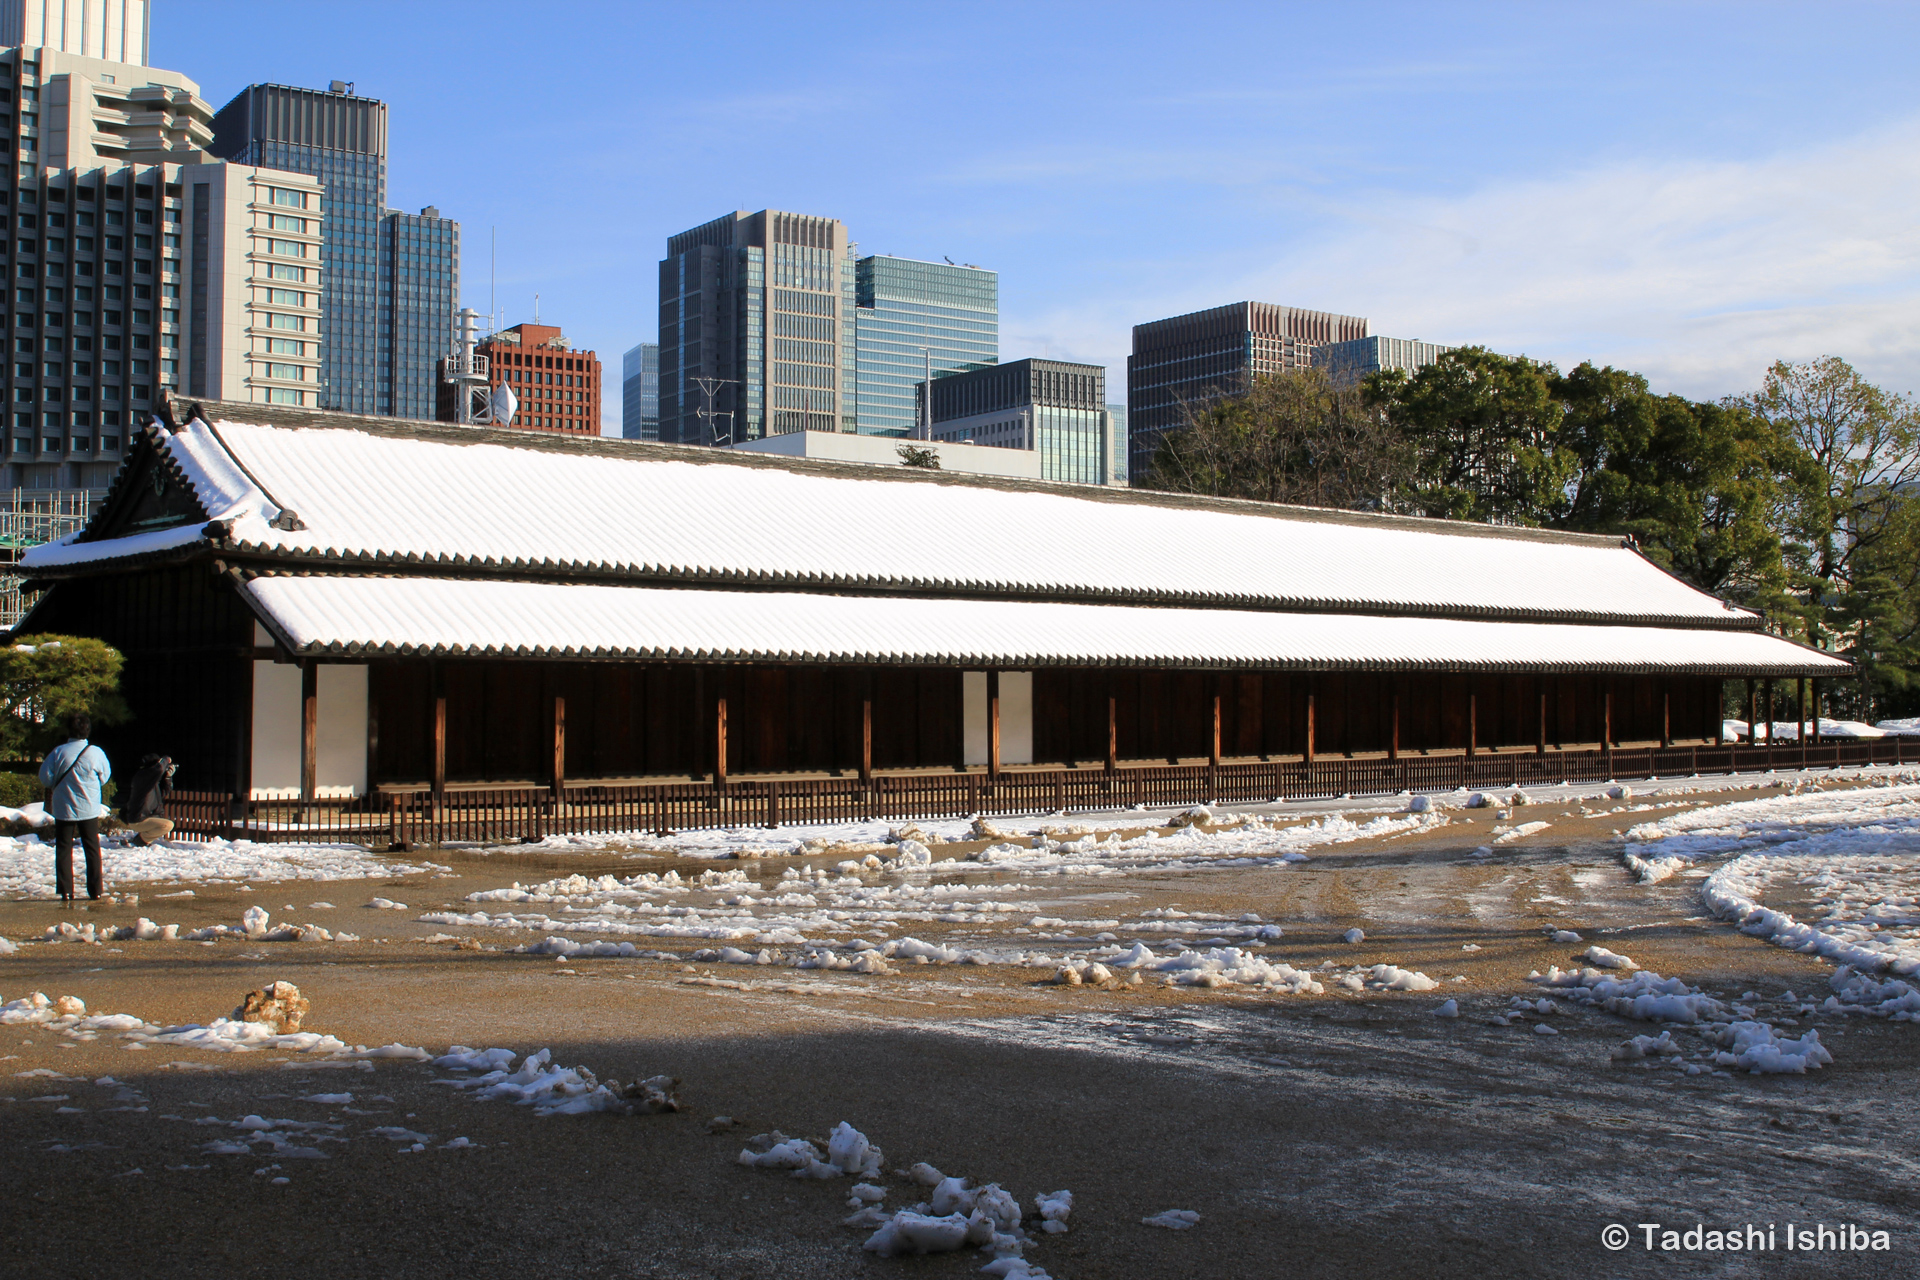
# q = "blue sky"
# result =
<box><xmin>164</xmin><ymin>1</ymin><xmax>1920</xmax><ymax>431</ymax></box>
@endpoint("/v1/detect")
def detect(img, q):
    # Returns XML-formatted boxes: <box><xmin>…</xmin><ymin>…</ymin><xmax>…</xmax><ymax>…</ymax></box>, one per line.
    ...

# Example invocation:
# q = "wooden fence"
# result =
<box><xmin>161</xmin><ymin>737</ymin><xmax>1914</xmax><ymax>848</ymax></box>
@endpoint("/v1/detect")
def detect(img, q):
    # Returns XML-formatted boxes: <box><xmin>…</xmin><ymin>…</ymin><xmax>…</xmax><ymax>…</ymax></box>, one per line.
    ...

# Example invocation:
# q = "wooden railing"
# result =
<box><xmin>162</xmin><ymin>737</ymin><xmax>1914</xmax><ymax>848</ymax></box>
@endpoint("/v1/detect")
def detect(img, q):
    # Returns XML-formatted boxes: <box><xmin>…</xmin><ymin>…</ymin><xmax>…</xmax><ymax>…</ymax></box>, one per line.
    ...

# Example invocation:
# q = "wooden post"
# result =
<box><xmin>1105</xmin><ymin>684</ymin><xmax>1118</xmax><ymax>774</ymax></box>
<box><xmin>1304</xmin><ymin>687</ymin><xmax>1316</xmax><ymax>765</ymax></box>
<box><xmin>1811</xmin><ymin>678</ymin><xmax>1820</xmax><ymax>744</ymax></box>
<box><xmin>987</xmin><ymin>669</ymin><xmax>1001</xmax><ymax>778</ymax></box>
<box><xmin>1661</xmin><ymin>684</ymin><xmax>1671</xmax><ymax>749</ymax></box>
<box><xmin>1603</xmin><ymin>685</ymin><xmax>1614</xmax><ymax>757</ymax></box>
<box><xmin>431</xmin><ymin>663</ymin><xmax>446</xmax><ymax>815</ymax></box>
<box><xmin>1209</xmin><ymin>680</ymin><xmax>1222</xmax><ymax>768</ymax></box>
<box><xmin>1799</xmin><ymin>676</ymin><xmax>1808</xmax><ymax>769</ymax></box>
<box><xmin>552</xmin><ymin>695</ymin><xmax>566</xmax><ymax>797</ymax></box>
<box><xmin>1536</xmin><ymin>690</ymin><xmax>1547</xmax><ymax>755</ymax></box>
<box><xmin>715</xmin><ymin>692</ymin><xmax>728</xmax><ymax>788</ymax></box>
<box><xmin>860</xmin><ymin>670</ymin><xmax>873</xmax><ymax>784</ymax></box>
<box><xmin>1389</xmin><ymin>685</ymin><xmax>1401</xmax><ymax>762</ymax></box>
<box><xmin>1467</xmin><ymin>685</ymin><xmax>1477</xmax><ymax>759</ymax></box>
<box><xmin>1763</xmin><ymin>678</ymin><xmax>1774</xmax><ymax>766</ymax></box>
<box><xmin>300</xmin><ymin>661</ymin><xmax>318</xmax><ymax>810</ymax></box>
<box><xmin>365</xmin><ymin>668</ymin><xmax>380</xmax><ymax>798</ymax></box>
<box><xmin>1746</xmin><ymin>678</ymin><xmax>1757</xmax><ymax>746</ymax></box>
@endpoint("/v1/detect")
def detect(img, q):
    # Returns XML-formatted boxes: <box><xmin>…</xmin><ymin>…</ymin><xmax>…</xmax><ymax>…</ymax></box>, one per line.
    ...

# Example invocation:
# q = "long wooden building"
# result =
<box><xmin>16</xmin><ymin>400</ymin><xmax>1853</xmax><ymax>841</ymax></box>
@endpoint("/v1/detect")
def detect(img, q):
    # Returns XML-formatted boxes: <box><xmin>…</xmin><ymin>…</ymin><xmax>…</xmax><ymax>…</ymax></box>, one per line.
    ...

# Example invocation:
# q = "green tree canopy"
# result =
<box><xmin>0</xmin><ymin>633</ymin><xmax>129</xmax><ymax>758</ymax></box>
<box><xmin>1746</xmin><ymin>356</ymin><xmax>1920</xmax><ymax>712</ymax></box>
<box><xmin>1553</xmin><ymin>361</ymin><xmax>1789</xmax><ymax>604</ymax></box>
<box><xmin>1367</xmin><ymin>346</ymin><xmax>1570</xmax><ymax>525</ymax></box>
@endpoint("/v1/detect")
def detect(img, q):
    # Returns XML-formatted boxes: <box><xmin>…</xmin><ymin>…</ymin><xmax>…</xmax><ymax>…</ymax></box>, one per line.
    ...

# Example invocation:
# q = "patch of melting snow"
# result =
<box><xmin>0</xmin><ymin>835</ymin><xmax>426</xmax><ymax>900</ymax></box>
<box><xmin>732</xmin><ymin>1120</ymin><xmax>1068</xmax><ymax>1276</ymax></box>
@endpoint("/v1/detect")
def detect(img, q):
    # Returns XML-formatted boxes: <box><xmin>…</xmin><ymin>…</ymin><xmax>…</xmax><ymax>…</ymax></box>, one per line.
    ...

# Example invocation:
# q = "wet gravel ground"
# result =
<box><xmin>1</xmin><ymin>769</ymin><xmax>1916</xmax><ymax>1278</ymax></box>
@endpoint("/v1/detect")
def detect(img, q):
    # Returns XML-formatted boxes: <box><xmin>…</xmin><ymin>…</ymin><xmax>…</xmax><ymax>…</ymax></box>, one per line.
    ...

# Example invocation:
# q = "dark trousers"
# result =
<box><xmin>54</xmin><ymin>817</ymin><xmax>102</xmax><ymax>900</ymax></box>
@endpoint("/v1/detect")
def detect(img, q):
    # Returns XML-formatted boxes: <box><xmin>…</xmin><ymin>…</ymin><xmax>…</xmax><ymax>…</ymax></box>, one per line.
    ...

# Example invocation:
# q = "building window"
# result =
<box><xmin>72</xmin><ymin>435</ymin><xmax>88</xmax><ymax>452</ymax></box>
<box><xmin>8</xmin><ymin>436</ymin><xmax>24</xmax><ymax>453</ymax></box>
<box><xmin>268</xmin><ymin>288</ymin><xmax>304</xmax><ymax>307</ymax></box>
<box><xmin>266</xmin><ymin>312</ymin><xmax>304</xmax><ymax>331</ymax></box>
<box><xmin>266</xmin><ymin>362</ymin><xmax>303</xmax><ymax>381</ymax></box>
<box><xmin>268</xmin><ymin>387</ymin><xmax>301</xmax><ymax>405</ymax></box>
<box><xmin>270</xmin><ymin>189</ymin><xmax>307</xmax><ymax>209</ymax></box>
<box><xmin>101</xmin><ymin>434</ymin><xmax>118</xmax><ymax>450</ymax></box>
<box><xmin>267</xmin><ymin>239</ymin><xmax>305</xmax><ymax>259</ymax></box>
<box><xmin>268</xmin><ymin>338</ymin><xmax>302</xmax><ymax>356</ymax></box>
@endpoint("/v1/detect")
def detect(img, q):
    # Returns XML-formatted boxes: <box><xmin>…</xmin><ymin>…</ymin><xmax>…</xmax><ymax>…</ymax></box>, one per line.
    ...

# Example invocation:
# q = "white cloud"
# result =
<box><xmin>1008</xmin><ymin>117</ymin><xmax>1920</xmax><ymax>401</ymax></box>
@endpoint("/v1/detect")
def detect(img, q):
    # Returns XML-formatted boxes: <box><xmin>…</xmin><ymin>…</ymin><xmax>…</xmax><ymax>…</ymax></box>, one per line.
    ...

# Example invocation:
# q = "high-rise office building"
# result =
<box><xmin>438</xmin><ymin>322</ymin><xmax>599</xmax><ymax>436</ymax></box>
<box><xmin>381</xmin><ymin>203</ymin><xmax>457</xmax><ymax>421</ymax></box>
<box><xmin>0</xmin><ymin>38</ymin><xmax>324</xmax><ymax>489</ymax></box>
<box><xmin>1</xmin><ymin>0</ymin><xmax>149</xmax><ymax>65</ymax></box>
<box><xmin>852</xmin><ymin>254</ymin><xmax>996</xmax><ymax>437</ymax></box>
<box><xmin>621</xmin><ymin>340</ymin><xmax>657</xmax><ymax>441</ymax></box>
<box><xmin>658</xmin><ymin>209</ymin><xmax>852</xmax><ymax>446</ymax></box>
<box><xmin>1125</xmin><ymin>301</ymin><xmax>1366</xmax><ymax>480</ymax></box>
<box><xmin>1315</xmin><ymin>335</ymin><xmax>1456</xmax><ymax>388</ymax></box>
<box><xmin>181</xmin><ymin>160</ymin><xmax>326</xmax><ymax>410</ymax></box>
<box><xmin>208</xmin><ymin>82</ymin><xmax>458</xmax><ymax>420</ymax></box>
<box><xmin>1104</xmin><ymin>401</ymin><xmax>1127</xmax><ymax>486</ymax></box>
<box><xmin>927</xmin><ymin>358</ymin><xmax>1122</xmax><ymax>487</ymax></box>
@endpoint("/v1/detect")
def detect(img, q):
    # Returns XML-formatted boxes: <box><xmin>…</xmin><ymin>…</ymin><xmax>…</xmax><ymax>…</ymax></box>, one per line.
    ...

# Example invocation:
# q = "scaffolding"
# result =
<box><xmin>0</xmin><ymin>490</ymin><xmax>100</xmax><ymax>630</ymax></box>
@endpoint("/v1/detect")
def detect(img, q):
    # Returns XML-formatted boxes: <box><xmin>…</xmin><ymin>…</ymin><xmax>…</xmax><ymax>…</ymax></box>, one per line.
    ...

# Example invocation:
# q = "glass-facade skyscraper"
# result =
<box><xmin>926</xmin><ymin>358</ymin><xmax>1121</xmax><ymax>486</ymax></box>
<box><xmin>382</xmin><ymin>207</ymin><xmax>458</xmax><ymax>421</ymax></box>
<box><xmin>1314</xmin><ymin>335</ymin><xmax>1455</xmax><ymax>389</ymax></box>
<box><xmin>853</xmin><ymin>255</ymin><xmax>996</xmax><ymax>437</ymax></box>
<box><xmin>209</xmin><ymin>82</ymin><xmax>458</xmax><ymax>419</ymax></box>
<box><xmin>658</xmin><ymin>210</ymin><xmax>853</xmax><ymax>445</ymax></box>
<box><xmin>622</xmin><ymin>341</ymin><xmax>658</xmax><ymax>440</ymax></box>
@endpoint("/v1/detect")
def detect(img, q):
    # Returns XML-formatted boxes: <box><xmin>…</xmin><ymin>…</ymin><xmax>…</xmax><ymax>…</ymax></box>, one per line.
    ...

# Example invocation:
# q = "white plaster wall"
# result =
<box><xmin>316</xmin><ymin>664</ymin><xmax>367</xmax><ymax>797</ymax></box>
<box><xmin>248</xmin><ymin>661</ymin><xmax>367</xmax><ymax>799</ymax></box>
<box><xmin>963</xmin><ymin>671</ymin><xmax>1033</xmax><ymax>766</ymax></box>
<box><xmin>249</xmin><ymin>659</ymin><xmax>300</xmax><ymax>797</ymax></box>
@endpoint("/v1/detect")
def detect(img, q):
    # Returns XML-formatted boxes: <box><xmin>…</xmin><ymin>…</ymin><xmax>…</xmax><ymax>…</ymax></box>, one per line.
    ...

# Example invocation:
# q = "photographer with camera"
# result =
<box><xmin>120</xmin><ymin>753</ymin><xmax>177</xmax><ymax>847</ymax></box>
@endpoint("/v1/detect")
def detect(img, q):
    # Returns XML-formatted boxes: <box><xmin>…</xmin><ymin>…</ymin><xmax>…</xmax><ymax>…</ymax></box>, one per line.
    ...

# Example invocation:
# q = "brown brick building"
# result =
<box><xmin>438</xmin><ymin>323</ymin><xmax>601</xmax><ymax>435</ymax></box>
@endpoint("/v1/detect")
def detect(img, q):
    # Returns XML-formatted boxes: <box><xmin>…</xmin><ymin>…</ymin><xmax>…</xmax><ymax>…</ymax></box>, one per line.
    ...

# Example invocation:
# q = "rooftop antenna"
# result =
<box><xmin>443</xmin><ymin>307</ymin><xmax>497</xmax><ymax>426</ymax></box>
<box><xmin>693</xmin><ymin>377</ymin><xmax>738</xmax><ymax>447</ymax></box>
<box><xmin>489</xmin><ymin>226</ymin><xmax>496</xmax><ymax>336</ymax></box>
<box><xmin>534</xmin><ymin>292</ymin><xmax>540</xmax><ymax>325</ymax></box>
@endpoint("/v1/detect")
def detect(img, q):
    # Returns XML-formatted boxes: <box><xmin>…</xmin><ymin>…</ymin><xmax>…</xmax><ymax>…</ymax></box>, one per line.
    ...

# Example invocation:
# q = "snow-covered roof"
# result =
<box><xmin>240</xmin><ymin>575</ymin><xmax>1847</xmax><ymax>676</ymax></box>
<box><xmin>26</xmin><ymin>413</ymin><xmax>1763</xmax><ymax>629</ymax></box>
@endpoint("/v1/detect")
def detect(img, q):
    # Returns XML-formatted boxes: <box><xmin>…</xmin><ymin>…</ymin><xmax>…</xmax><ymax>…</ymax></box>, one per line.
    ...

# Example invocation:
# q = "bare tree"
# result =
<box><xmin>1143</xmin><ymin>367</ymin><xmax>1412</xmax><ymax>509</ymax></box>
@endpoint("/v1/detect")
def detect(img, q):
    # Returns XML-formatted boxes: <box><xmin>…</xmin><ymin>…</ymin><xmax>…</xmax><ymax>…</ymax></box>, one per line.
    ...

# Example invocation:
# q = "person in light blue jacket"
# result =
<box><xmin>38</xmin><ymin>713</ymin><xmax>112</xmax><ymax>903</ymax></box>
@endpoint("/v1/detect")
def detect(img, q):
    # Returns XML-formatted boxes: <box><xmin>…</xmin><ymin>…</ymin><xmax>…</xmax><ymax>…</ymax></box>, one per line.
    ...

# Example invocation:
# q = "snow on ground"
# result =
<box><xmin>417</xmin><ymin>811</ymin><xmax>1443</xmax><ymax>959</ymax></box>
<box><xmin>1619</xmin><ymin>784</ymin><xmax>1920</xmax><ymax>982</ymax></box>
<box><xmin>731</xmin><ymin>1118</ymin><xmax>1069</xmax><ymax>1276</ymax></box>
<box><xmin>1619</xmin><ymin>778</ymin><xmax>1920</xmax><ymax>884</ymax></box>
<box><xmin>1615</xmin><ymin>780</ymin><xmax>1920</xmax><ymax>1021</ymax></box>
<box><xmin>1724</xmin><ymin>718</ymin><xmax>1888</xmax><ymax>740</ymax></box>
<box><xmin>0</xmin><ymin>834</ymin><xmax>429</xmax><ymax>900</ymax></box>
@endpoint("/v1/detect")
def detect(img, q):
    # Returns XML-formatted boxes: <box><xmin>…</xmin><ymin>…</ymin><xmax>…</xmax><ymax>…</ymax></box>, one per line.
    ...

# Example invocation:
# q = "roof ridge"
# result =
<box><xmin>174</xmin><ymin>396</ymin><xmax>1629</xmax><ymax>550</ymax></box>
